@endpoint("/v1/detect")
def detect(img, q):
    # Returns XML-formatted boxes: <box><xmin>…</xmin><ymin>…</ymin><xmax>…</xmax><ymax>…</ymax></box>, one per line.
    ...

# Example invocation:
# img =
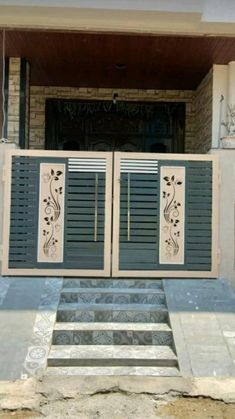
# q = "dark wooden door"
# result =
<box><xmin>45</xmin><ymin>99</ymin><xmax>185</xmax><ymax>153</ymax></box>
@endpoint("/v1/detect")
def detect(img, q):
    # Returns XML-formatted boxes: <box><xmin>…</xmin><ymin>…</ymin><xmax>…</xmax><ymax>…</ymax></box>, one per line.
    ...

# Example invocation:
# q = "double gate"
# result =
<box><xmin>2</xmin><ymin>150</ymin><xmax>218</xmax><ymax>278</ymax></box>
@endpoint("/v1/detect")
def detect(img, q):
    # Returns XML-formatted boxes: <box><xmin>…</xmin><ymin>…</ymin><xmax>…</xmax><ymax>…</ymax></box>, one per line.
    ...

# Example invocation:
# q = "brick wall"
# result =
<box><xmin>193</xmin><ymin>69</ymin><xmax>213</xmax><ymax>153</ymax></box>
<box><xmin>29</xmin><ymin>86</ymin><xmax>196</xmax><ymax>152</ymax></box>
<box><xmin>7</xmin><ymin>58</ymin><xmax>21</xmax><ymax>144</ymax></box>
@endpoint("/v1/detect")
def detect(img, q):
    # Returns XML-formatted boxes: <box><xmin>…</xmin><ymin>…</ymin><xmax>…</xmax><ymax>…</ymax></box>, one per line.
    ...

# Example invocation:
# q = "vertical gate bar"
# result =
<box><xmin>127</xmin><ymin>172</ymin><xmax>131</xmax><ymax>241</ymax></box>
<box><xmin>111</xmin><ymin>152</ymin><xmax>121</xmax><ymax>277</ymax></box>
<box><xmin>104</xmin><ymin>153</ymin><xmax>113</xmax><ymax>276</ymax></box>
<box><xmin>94</xmin><ymin>173</ymin><xmax>98</xmax><ymax>242</ymax></box>
<box><xmin>211</xmin><ymin>157</ymin><xmax>219</xmax><ymax>277</ymax></box>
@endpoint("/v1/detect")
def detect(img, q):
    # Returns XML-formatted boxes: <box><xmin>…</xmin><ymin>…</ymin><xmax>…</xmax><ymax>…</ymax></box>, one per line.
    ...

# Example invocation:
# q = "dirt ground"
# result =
<box><xmin>1</xmin><ymin>394</ymin><xmax>235</xmax><ymax>419</ymax></box>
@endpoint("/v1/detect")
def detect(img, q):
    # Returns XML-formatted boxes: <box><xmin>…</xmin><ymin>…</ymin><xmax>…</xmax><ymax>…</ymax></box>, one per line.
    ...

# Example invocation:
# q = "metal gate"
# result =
<box><xmin>1</xmin><ymin>150</ymin><xmax>218</xmax><ymax>278</ymax></box>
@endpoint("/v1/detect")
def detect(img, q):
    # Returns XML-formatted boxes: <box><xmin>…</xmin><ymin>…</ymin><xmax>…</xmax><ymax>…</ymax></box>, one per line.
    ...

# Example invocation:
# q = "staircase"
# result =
<box><xmin>47</xmin><ymin>278</ymin><xmax>180</xmax><ymax>376</ymax></box>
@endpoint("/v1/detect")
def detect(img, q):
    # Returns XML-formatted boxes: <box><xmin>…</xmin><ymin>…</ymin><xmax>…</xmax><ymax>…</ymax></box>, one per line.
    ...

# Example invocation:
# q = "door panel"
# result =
<box><xmin>112</xmin><ymin>152</ymin><xmax>218</xmax><ymax>278</ymax></box>
<box><xmin>2</xmin><ymin>151</ymin><xmax>112</xmax><ymax>276</ymax></box>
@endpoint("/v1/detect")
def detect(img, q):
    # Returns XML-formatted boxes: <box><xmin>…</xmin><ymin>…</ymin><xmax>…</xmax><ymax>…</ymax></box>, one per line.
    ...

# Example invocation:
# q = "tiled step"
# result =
<box><xmin>54</xmin><ymin>322</ymin><xmax>172</xmax><ymax>331</ymax></box>
<box><xmin>60</xmin><ymin>287</ymin><xmax>165</xmax><ymax>305</ymax></box>
<box><xmin>63</xmin><ymin>278</ymin><xmax>163</xmax><ymax>290</ymax></box>
<box><xmin>47</xmin><ymin>345</ymin><xmax>177</xmax><ymax>367</ymax></box>
<box><xmin>47</xmin><ymin>278</ymin><xmax>179</xmax><ymax>376</ymax></box>
<box><xmin>47</xmin><ymin>366</ymin><xmax>180</xmax><ymax>376</ymax></box>
<box><xmin>52</xmin><ymin>322</ymin><xmax>173</xmax><ymax>345</ymax></box>
<box><xmin>57</xmin><ymin>303</ymin><xmax>168</xmax><ymax>323</ymax></box>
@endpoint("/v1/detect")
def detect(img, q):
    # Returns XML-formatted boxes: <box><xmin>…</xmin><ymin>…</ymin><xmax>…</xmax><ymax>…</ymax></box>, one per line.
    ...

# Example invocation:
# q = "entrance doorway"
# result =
<box><xmin>45</xmin><ymin>99</ymin><xmax>185</xmax><ymax>153</ymax></box>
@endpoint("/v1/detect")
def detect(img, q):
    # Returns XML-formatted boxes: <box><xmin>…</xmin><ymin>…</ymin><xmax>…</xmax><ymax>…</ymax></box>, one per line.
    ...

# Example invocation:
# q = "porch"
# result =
<box><xmin>2</xmin><ymin>29</ymin><xmax>235</xmax><ymax>154</ymax></box>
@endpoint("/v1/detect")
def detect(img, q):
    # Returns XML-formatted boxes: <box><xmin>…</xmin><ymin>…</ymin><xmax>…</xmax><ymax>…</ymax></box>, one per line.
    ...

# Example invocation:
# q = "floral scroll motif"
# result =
<box><xmin>160</xmin><ymin>167</ymin><xmax>185</xmax><ymax>264</ymax></box>
<box><xmin>38</xmin><ymin>164</ymin><xmax>65</xmax><ymax>263</ymax></box>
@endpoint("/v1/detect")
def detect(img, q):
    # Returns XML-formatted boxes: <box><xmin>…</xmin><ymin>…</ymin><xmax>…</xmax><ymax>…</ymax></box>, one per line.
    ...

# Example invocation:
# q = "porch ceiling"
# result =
<box><xmin>1</xmin><ymin>30</ymin><xmax>235</xmax><ymax>89</ymax></box>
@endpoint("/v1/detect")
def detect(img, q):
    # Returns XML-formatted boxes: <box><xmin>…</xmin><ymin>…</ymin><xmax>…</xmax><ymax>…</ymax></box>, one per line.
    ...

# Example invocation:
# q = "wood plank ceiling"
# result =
<box><xmin>1</xmin><ymin>30</ymin><xmax>235</xmax><ymax>89</ymax></box>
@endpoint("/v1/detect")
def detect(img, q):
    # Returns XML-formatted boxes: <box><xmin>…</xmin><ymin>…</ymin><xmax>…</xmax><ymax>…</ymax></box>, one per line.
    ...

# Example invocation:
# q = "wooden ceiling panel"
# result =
<box><xmin>1</xmin><ymin>30</ymin><xmax>235</xmax><ymax>89</ymax></box>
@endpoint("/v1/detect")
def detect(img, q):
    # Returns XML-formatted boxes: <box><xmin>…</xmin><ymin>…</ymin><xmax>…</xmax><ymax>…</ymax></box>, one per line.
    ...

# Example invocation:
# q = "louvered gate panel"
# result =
<box><xmin>2</xmin><ymin>151</ymin><xmax>112</xmax><ymax>276</ymax></box>
<box><xmin>9</xmin><ymin>156</ymin><xmax>38</xmax><ymax>269</ymax></box>
<box><xmin>112</xmin><ymin>153</ymin><xmax>218</xmax><ymax>278</ymax></box>
<box><xmin>64</xmin><ymin>158</ymin><xmax>106</xmax><ymax>270</ymax></box>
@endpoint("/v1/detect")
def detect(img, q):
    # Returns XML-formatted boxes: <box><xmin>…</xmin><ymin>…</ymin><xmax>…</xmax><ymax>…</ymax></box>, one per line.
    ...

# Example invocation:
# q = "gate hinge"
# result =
<box><xmin>2</xmin><ymin>166</ymin><xmax>6</xmax><ymax>182</ymax></box>
<box><xmin>0</xmin><ymin>244</ymin><xmax>3</xmax><ymax>261</ymax></box>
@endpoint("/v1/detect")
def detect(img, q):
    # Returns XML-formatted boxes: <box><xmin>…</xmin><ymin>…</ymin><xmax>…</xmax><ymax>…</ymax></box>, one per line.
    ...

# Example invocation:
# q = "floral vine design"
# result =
<box><xmin>162</xmin><ymin>175</ymin><xmax>182</xmax><ymax>259</ymax></box>
<box><xmin>42</xmin><ymin>169</ymin><xmax>63</xmax><ymax>259</ymax></box>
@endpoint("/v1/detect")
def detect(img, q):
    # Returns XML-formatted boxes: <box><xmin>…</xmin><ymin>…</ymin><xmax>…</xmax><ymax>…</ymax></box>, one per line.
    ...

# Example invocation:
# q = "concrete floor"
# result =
<box><xmin>0</xmin><ymin>276</ymin><xmax>235</xmax><ymax>380</ymax></box>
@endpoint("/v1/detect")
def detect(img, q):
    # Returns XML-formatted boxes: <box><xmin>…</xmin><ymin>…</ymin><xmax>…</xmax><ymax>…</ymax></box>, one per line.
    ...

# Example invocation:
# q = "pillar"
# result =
<box><xmin>6</xmin><ymin>57</ymin><xmax>30</xmax><ymax>148</ymax></box>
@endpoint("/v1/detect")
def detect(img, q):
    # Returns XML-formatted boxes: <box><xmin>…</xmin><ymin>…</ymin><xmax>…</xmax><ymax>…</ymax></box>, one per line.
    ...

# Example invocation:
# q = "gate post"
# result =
<box><xmin>0</xmin><ymin>143</ymin><xmax>19</xmax><ymax>274</ymax></box>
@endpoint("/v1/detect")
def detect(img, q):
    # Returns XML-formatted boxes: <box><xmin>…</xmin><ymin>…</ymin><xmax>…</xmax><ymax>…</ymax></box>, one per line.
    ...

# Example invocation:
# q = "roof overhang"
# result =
<box><xmin>1</xmin><ymin>30</ymin><xmax>235</xmax><ymax>90</ymax></box>
<box><xmin>0</xmin><ymin>1</ymin><xmax>235</xmax><ymax>36</ymax></box>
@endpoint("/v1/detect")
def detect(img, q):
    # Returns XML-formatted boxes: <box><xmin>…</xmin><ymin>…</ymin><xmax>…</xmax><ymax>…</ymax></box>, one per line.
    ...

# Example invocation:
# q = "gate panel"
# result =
<box><xmin>2</xmin><ymin>150</ymin><xmax>112</xmax><ymax>276</ymax></box>
<box><xmin>112</xmin><ymin>152</ymin><xmax>218</xmax><ymax>278</ymax></box>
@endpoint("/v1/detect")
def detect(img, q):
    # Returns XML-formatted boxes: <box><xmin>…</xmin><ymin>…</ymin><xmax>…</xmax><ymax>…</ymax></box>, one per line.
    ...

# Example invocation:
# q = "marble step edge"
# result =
<box><xmin>60</xmin><ymin>287</ymin><xmax>165</xmax><ymax>295</ymax></box>
<box><xmin>46</xmin><ymin>366</ymin><xmax>180</xmax><ymax>376</ymax></box>
<box><xmin>53</xmin><ymin>322</ymin><xmax>172</xmax><ymax>332</ymax></box>
<box><xmin>57</xmin><ymin>303</ymin><xmax>167</xmax><ymax>312</ymax></box>
<box><xmin>48</xmin><ymin>345</ymin><xmax>177</xmax><ymax>360</ymax></box>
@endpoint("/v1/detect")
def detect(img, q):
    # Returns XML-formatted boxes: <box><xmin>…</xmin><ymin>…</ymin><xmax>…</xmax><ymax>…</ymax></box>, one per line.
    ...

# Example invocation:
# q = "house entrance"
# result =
<box><xmin>2</xmin><ymin>150</ymin><xmax>218</xmax><ymax>278</ymax></box>
<box><xmin>45</xmin><ymin>99</ymin><xmax>185</xmax><ymax>154</ymax></box>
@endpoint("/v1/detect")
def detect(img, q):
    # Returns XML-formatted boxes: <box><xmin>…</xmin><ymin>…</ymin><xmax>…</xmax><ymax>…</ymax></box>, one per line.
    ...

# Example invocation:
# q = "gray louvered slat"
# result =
<box><xmin>66</xmin><ymin>207</ymin><xmax>105</xmax><ymax>214</ymax></box>
<box><xmin>186</xmin><ymin>237</ymin><xmax>211</xmax><ymax>244</ymax></box>
<box><xmin>67</xmin><ymin>187</ymin><xmax>105</xmax><ymax>193</ymax></box>
<box><xmin>120</xmin><ymin>216</ymin><xmax>157</xmax><ymax>222</ymax></box>
<box><xmin>120</xmin><ymin>187</ymin><xmax>158</xmax><ymax>195</ymax></box>
<box><xmin>120</xmin><ymin>243</ymin><xmax>156</xmax><ymax>249</ymax></box>
<box><xmin>120</xmin><ymin>230</ymin><xmax>157</xmax><ymax>237</ymax></box>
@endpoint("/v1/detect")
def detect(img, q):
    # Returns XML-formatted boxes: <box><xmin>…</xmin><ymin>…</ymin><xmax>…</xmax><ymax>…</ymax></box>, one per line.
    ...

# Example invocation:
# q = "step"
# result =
<box><xmin>63</xmin><ymin>278</ymin><xmax>163</xmax><ymax>290</ymax></box>
<box><xmin>52</xmin><ymin>323</ymin><xmax>173</xmax><ymax>346</ymax></box>
<box><xmin>47</xmin><ymin>366</ymin><xmax>180</xmax><ymax>376</ymax></box>
<box><xmin>58</xmin><ymin>303</ymin><xmax>166</xmax><ymax>311</ymax></box>
<box><xmin>54</xmin><ymin>322</ymin><xmax>171</xmax><ymax>331</ymax></box>
<box><xmin>57</xmin><ymin>304</ymin><xmax>168</xmax><ymax>323</ymax></box>
<box><xmin>53</xmin><ymin>330</ymin><xmax>173</xmax><ymax>346</ymax></box>
<box><xmin>47</xmin><ymin>345</ymin><xmax>177</xmax><ymax>367</ymax></box>
<box><xmin>60</xmin><ymin>287</ymin><xmax>165</xmax><ymax>305</ymax></box>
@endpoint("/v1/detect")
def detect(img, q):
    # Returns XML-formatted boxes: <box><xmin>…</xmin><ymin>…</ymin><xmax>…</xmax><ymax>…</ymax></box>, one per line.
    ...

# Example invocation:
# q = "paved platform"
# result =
<box><xmin>0</xmin><ymin>276</ymin><xmax>235</xmax><ymax>380</ymax></box>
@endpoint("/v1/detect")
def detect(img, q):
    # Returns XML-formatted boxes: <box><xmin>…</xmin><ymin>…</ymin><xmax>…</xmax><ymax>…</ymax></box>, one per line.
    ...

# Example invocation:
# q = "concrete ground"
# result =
<box><xmin>1</xmin><ymin>376</ymin><xmax>235</xmax><ymax>418</ymax></box>
<box><xmin>1</xmin><ymin>276</ymin><xmax>235</xmax><ymax>380</ymax></box>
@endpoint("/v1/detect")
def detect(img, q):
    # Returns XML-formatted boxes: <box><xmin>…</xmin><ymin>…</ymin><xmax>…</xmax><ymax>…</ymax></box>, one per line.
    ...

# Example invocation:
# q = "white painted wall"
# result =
<box><xmin>212</xmin><ymin>62</ymin><xmax>235</xmax><ymax>148</ymax></box>
<box><xmin>210</xmin><ymin>149</ymin><xmax>235</xmax><ymax>289</ymax></box>
<box><xmin>212</xmin><ymin>65</ymin><xmax>228</xmax><ymax>148</ymax></box>
<box><xmin>1</xmin><ymin>0</ymin><xmax>235</xmax><ymax>34</ymax></box>
<box><xmin>0</xmin><ymin>0</ymin><xmax>206</xmax><ymax>13</ymax></box>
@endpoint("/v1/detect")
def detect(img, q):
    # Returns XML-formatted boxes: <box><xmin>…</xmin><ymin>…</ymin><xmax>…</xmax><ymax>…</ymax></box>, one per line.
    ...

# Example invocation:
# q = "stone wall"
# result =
<box><xmin>193</xmin><ymin>69</ymin><xmax>213</xmax><ymax>153</ymax></box>
<box><xmin>7</xmin><ymin>58</ymin><xmax>21</xmax><ymax>144</ymax></box>
<box><xmin>29</xmin><ymin>87</ymin><xmax>196</xmax><ymax>152</ymax></box>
